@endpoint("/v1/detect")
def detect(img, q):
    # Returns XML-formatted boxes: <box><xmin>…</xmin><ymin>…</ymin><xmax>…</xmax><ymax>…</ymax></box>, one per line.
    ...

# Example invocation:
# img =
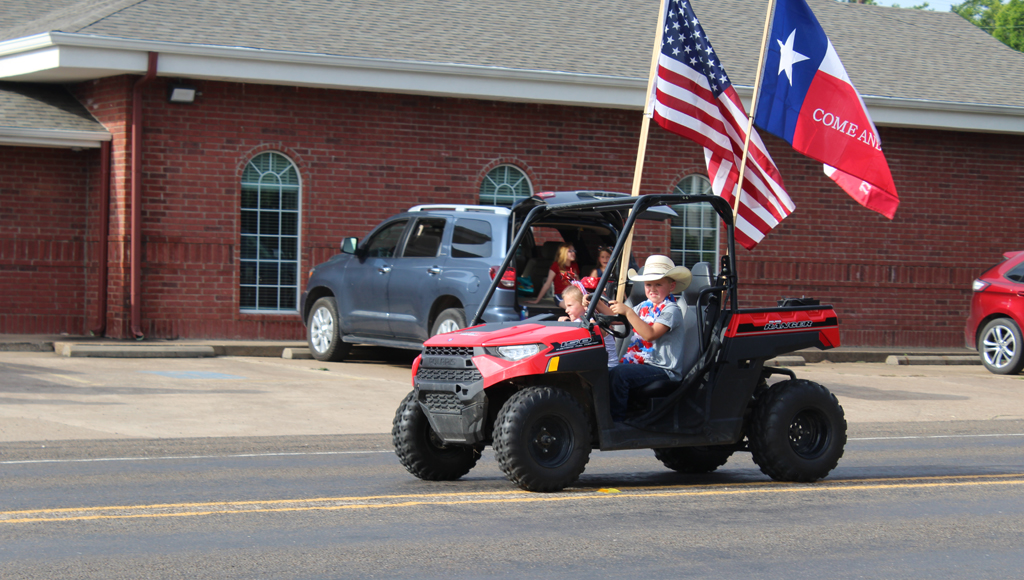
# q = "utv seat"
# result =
<box><xmin>520</xmin><ymin>241</ymin><xmax>562</xmax><ymax>299</ymax></box>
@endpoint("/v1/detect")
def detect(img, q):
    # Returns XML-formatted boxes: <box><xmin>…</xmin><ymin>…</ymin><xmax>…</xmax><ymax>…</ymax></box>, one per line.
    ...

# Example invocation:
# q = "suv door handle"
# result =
<box><xmin>428</xmin><ymin>267</ymin><xmax>442</xmax><ymax>275</ymax></box>
<box><xmin>1017</xmin><ymin>291</ymin><xmax>1024</xmax><ymax>297</ymax></box>
<box><xmin>378</xmin><ymin>266</ymin><xmax>392</xmax><ymax>274</ymax></box>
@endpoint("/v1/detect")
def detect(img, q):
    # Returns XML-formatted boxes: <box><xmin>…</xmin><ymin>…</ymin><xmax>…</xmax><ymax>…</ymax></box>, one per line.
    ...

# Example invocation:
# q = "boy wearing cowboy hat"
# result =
<box><xmin>603</xmin><ymin>255</ymin><xmax>691</xmax><ymax>422</ymax></box>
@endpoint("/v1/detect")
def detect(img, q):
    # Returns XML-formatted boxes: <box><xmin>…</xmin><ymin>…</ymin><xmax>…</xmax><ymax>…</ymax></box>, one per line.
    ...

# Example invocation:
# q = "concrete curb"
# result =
<box><xmin>57</xmin><ymin>344</ymin><xmax>217</xmax><ymax>358</ymax></box>
<box><xmin>885</xmin><ymin>354</ymin><xmax>981</xmax><ymax>366</ymax></box>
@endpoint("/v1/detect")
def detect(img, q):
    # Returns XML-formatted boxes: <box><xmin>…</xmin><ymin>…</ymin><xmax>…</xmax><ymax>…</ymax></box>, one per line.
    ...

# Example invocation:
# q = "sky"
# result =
<box><xmin>869</xmin><ymin>0</ymin><xmax>958</xmax><ymax>12</ymax></box>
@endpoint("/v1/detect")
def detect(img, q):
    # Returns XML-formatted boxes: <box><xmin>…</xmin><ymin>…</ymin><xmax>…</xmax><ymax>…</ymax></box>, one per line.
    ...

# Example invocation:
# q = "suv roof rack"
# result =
<box><xmin>408</xmin><ymin>204</ymin><xmax>511</xmax><ymax>215</ymax></box>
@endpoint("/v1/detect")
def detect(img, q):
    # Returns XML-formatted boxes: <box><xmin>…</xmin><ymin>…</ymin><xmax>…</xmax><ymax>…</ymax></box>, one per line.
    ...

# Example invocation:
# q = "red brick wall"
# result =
<box><xmin>0</xmin><ymin>146</ymin><xmax>96</xmax><ymax>334</ymax></box>
<box><xmin>5</xmin><ymin>77</ymin><xmax>1021</xmax><ymax>346</ymax></box>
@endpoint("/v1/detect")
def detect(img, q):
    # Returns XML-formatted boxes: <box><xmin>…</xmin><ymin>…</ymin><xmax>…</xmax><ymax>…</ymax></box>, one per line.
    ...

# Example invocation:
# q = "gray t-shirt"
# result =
<box><xmin>624</xmin><ymin>300</ymin><xmax>686</xmax><ymax>381</ymax></box>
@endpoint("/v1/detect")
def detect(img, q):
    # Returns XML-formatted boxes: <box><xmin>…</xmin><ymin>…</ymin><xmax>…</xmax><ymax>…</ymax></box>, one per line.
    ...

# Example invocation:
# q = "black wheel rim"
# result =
<box><xmin>788</xmin><ymin>409</ymin><xmax>830</xmax><ymax>459</ymax></box>
<box><xmin>527</xmin><ymin>415</ymin><xmax>574</xmax><ymax>468</ymax></box>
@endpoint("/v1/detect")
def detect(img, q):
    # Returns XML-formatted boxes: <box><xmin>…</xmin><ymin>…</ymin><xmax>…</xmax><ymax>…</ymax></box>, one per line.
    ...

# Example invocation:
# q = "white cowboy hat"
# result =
<box><xmin>627</xmin><ymin>255</ymin><xmax>691</xmax><ymax>289</ymax></box>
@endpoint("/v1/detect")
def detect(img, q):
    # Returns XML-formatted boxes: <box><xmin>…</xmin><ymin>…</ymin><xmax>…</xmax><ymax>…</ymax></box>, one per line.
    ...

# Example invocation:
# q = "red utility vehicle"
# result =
<box><xmin>393</xmin><ymin>194</ymin><xmax>846</xmax><ymax>492</ymax></box>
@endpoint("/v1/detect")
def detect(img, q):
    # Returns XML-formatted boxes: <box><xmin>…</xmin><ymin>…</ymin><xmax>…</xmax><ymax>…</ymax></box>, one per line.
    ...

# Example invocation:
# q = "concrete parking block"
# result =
<box><xmin>57</xmin><ymin>344</ymin><xmax>217</xmax><ymax>358</ymax></box>
<box><xmin>885</xmin><ymin>355</ymin><xmax>981</xmax><ymax>366</ymax></box>
<box><xmin>282</xmin><ymin>348</ymin><xmax>313</xmax><ymax>359</ymax></box>
<box><xmin>766</xmin><ymin>355</ymin><xmax>806</xmax><ymax>367</ymax></box>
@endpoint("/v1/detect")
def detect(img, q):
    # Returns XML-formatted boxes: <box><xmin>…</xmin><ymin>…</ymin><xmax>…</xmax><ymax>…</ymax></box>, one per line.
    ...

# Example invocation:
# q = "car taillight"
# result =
<box><xmin>489</xmin><ymin>266</ymin><xmax>516</xmax><ymax>289</ymax></box>
<box><xmin>972</xmin><ymin>279</ymin><xmax>990</xmax><ymax>292</ymax></box>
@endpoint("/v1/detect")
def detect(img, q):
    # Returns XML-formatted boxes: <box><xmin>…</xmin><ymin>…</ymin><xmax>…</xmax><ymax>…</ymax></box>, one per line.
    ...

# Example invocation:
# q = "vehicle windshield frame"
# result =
<box><xmin>470</xmin><ymin>194</ymin><xmax>737</xmax><ymax>326</ymax></box>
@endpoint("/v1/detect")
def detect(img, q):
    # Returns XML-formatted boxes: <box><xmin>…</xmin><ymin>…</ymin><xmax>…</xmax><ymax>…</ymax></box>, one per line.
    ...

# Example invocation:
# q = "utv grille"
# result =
<box><xmin>423</xmin><ymin>346</ymin><xmax>474</xmax><ymax>357</ymax></box>
<box><xmin>417</xmin><ymin>368</ymin><xmax>482</xmax><ymax>383</ymax></box>
<box><xmin>422</xmin><ymin>392</ymin><xmax>462</xmax><ymax>413</ymax></box>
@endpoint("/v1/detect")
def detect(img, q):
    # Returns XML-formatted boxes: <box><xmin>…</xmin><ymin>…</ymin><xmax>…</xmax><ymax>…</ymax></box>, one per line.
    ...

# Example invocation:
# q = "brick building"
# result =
<box><xmin>1</xmin><ymin>0</ymin><xmax>1022</xmax><ymax>346</ymax></box>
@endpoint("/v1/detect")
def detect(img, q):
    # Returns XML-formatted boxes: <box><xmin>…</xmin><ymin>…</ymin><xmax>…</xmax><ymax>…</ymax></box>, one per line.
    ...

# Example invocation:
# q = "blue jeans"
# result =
<box><xmin>609</xmin><ymin>363</ymin><xmax>671</xmax><ymax>422</ymax></box>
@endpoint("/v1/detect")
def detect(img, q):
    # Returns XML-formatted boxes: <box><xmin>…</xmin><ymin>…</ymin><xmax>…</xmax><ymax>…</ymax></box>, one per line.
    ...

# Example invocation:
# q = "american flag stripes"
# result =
<box><xmin>652</xmin><ymin>0</ymin><xmax>795</xmax><ymax>250</ymax></box>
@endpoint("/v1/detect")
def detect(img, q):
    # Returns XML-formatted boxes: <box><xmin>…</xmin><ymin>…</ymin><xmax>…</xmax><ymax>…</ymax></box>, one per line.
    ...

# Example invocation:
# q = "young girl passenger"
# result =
<box><xmin>559</xmin><ymin>282</ymin><xmax>618</xmax><ymax>368</ymax></box>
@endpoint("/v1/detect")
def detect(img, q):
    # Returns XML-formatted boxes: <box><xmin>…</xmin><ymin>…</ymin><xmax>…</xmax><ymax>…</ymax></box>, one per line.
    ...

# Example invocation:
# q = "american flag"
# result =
<box><xmin>652</xmin><ymin>0</ymin><xmax>794</xmax><ymax>250</ymax></box>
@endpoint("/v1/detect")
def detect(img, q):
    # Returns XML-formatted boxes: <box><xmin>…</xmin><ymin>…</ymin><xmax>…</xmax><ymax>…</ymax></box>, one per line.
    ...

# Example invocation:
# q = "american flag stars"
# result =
<box><xmin>662</xmin><ymin>0</ymin><xmax>729</xmax><ymax>96</ymax></box>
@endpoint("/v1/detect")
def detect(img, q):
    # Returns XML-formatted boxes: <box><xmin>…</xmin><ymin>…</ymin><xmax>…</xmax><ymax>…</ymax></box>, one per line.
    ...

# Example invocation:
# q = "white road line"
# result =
<box><xmin>4</xmin><ymin>433</ymin><xmax>1023</xmax><ymax>466</ymax></box>
<box><xmin>1</xmin><ymin>450</ymin><xmax>394</xmax><ymax>465</ymax></box>
<box><xmin>849</xmin><ymin>433</ymin><xmax>1024</xmax><ymax>441</ymax></box>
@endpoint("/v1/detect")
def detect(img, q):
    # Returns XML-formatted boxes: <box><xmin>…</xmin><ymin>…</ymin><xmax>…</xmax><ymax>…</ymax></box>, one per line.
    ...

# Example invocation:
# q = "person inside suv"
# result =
<box><xmin>525</xmin><ymin>242</ymin><xmax>579</xmax><ymax>308</ymax></box>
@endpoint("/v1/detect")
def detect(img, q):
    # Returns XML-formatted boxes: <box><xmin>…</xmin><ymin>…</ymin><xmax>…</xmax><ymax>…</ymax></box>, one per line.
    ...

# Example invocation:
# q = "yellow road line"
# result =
<box><xmin>3</xmin><ymin>474</ymin><xmax>1022</xmax><ymax>525</ymax></box>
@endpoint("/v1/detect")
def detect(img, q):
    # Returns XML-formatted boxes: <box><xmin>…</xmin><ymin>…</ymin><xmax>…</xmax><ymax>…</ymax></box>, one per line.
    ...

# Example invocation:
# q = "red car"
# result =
<box><xmin>965</xmin><ymin>251</ymin><xmax>1024</xmax><ymax>375</ymax></box>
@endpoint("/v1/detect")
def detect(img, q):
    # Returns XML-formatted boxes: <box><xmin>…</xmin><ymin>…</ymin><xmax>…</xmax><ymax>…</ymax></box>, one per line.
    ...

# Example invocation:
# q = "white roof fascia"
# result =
<box><xmin>3</xmin><ymin>33</ymin><xmax>1024</xmax><ymax>134</ymax></box>
<box><xmin>0</xmin><ymin>127</ymin><xmax>111</xmax><ymax>149</ymax></box>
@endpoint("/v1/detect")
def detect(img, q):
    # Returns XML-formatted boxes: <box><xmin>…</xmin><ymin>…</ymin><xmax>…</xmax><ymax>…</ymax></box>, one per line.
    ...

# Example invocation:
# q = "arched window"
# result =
<box><xmin>671</xmin><ymin>175</ymin><xmax>719</xmax><ymax>271</ymax></box>
<box><xmin>240</xmin><ymin>152</ymin><xmax>300</xmax><ymax>311</ymax></box>
<box><xmin>479</xmin><ymin>165</ymin><xmax>532</xmax><ymax>207</ymax></box>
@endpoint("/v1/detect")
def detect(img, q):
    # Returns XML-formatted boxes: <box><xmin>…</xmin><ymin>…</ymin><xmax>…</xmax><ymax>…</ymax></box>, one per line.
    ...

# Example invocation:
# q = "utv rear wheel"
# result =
<box><xmin>307</xmin><ymin>297</ymin><xmax>351</xmax><ymax>362</ymax></box>
<box><xmin>749</xmin><ymin>379</ymin><xmax>846</xmax><ymax>482</ymax></box>
<box><xmin>392</xmin><ymin>391</ymin><xmax>480</xmax><ymax>481</ymax></box>
<box><xmin>654</xmin><ymin>446</ymin><xmax>734</xmax><ymax>474</ymax></box>
<box><xmin>492</xmin><ymin>387</ymin><xmax>592</xmax><ymax>492</ymax></box>
<box><xmin>979</xmin><ymin>318</ymin><xmax>1024</xmax><ymax>375</ymax></box>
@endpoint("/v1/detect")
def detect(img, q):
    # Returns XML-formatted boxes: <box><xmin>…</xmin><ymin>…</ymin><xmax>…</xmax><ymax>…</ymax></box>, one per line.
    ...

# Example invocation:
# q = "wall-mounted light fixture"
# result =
<box><xmin>168</xmin><ymin>85</ymin><xmax>196</xmax><ymax>104</ymax></box>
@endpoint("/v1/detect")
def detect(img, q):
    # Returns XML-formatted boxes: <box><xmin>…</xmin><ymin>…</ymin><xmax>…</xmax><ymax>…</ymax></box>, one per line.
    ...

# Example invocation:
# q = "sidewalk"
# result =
<box><xmin>0</xmin><ymin>334</ymin><xmax>979</xmax><ymax>365</ymax></box>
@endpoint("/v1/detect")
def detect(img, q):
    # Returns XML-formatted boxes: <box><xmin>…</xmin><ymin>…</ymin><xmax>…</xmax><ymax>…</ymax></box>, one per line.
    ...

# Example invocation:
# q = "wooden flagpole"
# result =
<box><xmin>730</xmin><ymin>0</ymin><xmax>778</xmax><ymax>225</ymax></box>
<box><xmin>615</xmin><ymin>0</ymin><xmax>668</xmax><ymax>303</ymax></box>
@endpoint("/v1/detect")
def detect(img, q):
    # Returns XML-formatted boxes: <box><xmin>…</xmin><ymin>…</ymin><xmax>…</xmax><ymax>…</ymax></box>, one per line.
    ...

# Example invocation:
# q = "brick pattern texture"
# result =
<box><xmin>2</xmin><ymin>77</ymin><xmax>1021</xmax><ymax>346</ymax></box>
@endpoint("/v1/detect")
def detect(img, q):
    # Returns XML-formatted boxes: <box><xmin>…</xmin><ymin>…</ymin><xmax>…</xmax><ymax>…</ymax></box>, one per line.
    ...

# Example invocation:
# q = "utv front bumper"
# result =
<box><xmin>414</xmin><ymin>347</ymin><xmax>488</xmax><ymax>445</ymax></box>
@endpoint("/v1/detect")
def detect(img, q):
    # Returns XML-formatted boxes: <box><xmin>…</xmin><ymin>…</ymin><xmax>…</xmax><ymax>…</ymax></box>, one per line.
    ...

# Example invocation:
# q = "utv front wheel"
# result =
<box><xmin>492</xmin><ymin>387</ymin><xmax>592</xmax><ymax>492</ymax></box>
<box><xmin>392</xmin><ymin>391</ymin><xmax>480</xmax><ymax>481</ymax></box>
<box><xmin>654</xmin><ymin>446</ymin><xmax>734</xmax><ymax>474</ymax></box>
<box><xmin>749</xmin><ymin>379</ymin><xmax>846</xmax><ymax>482</ymax></box>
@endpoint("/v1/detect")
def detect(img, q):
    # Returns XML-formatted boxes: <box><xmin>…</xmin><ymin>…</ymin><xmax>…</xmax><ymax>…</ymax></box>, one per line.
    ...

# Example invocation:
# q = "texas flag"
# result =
<box><xmin>754</xmin><ymin>0</ymin><xmax>899</xmax><ymax>219</ymax></box>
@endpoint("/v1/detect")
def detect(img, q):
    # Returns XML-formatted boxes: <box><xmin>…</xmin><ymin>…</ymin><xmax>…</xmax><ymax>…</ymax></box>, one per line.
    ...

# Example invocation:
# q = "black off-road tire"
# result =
<box><xmin>979</xmin><ymin>318</ymin><xmax>1024</xmax><ymax>375</ymax></box>
<box><xmin>431</xmin><ymin>307</ymin><xmax>467</xmax><ymax>337</ymax></box>
<box><xmin>749</xmin><ymin>379</ymin><xmax>846</xmax><ymax>482</ymax></box>
<box><xmin>306</xmin><ymin>297</ymin><xmax>351</xmax><ymax>362</ymax></box>
<box><xmin>392</xmin><ymin>391</ymin><xmax>480</xmax><ymax>481</ymax></box>
<box><xmin>492</xmin><ymin>387</ymin><xmax>592</xmax><ymax>492</ymax></box>
<box><xmin>654</xmin><ymin>446</ymin><xmax>735</xmax><ymax>474</ymax></box>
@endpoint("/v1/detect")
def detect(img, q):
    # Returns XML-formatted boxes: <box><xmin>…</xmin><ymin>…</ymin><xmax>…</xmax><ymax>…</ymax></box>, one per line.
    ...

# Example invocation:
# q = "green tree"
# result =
<box><xmin>993</xmin><ymin>0</ymin><xmax>1024</xmax><ymax>50</ymax></box>
<box><xmin>953</xmin><ymin>0</ymin><xmax>1002</xmax><ymax>30</ymax></box>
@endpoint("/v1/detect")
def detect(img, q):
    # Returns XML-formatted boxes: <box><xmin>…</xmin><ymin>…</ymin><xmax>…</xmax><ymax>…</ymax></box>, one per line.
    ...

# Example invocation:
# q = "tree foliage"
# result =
<box><xmin>953</xmin><ymin>0</ymin><xmax>1024</xmax><ymax>51</ymax></box>
<box><xmin>993</xmin><ymin>0</ymin><xmax>1024</xmax><ymax>50</ymax></box>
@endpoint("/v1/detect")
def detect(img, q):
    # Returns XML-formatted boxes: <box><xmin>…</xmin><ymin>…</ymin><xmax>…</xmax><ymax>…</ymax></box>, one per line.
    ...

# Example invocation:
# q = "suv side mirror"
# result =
<box><xmin>340</xmin><ymin>237</ymin><xmax>358</xmax><ymax>254</ymax></box>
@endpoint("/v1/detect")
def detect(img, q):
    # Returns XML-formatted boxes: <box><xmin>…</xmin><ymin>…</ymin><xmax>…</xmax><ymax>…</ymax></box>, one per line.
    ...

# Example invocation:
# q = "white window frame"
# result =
<box><xmin>671</xmin><ymin>174</ymin><xmax>719</xmax><ymax>271</ymax></box>
<box><xmin>479</xmin><ymin>164</ymin><xmax>532</xmax><ymax>207</ymax></box>
<box><xmin>239</xmin><ymin>152</ymin><xmax>301</xmax><ymax>312</ymax></box>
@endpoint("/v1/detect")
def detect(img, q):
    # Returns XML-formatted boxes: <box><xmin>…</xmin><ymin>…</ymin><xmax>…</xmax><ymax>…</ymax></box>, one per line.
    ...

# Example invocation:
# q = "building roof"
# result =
<box><xmin>1</xmin><ymin>0</ymin><xmax>1023</xmax><ymax>147</ymax></box>
<box><xmin>0</xmin><ymin>81</ymin><xmax>108</xmax><ymax>147</ymax></box>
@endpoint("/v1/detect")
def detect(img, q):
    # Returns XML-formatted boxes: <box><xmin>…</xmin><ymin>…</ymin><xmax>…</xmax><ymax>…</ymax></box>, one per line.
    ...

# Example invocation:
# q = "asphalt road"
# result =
<box><xmin>1</xmin><ymin>349</ymin><xmax>1023</xmax><ymax>578</ymax></box>
<box><xmin>2</xmin><ymin>423</ymin><xmax>1023</xmax><ymax>579</ymax></box>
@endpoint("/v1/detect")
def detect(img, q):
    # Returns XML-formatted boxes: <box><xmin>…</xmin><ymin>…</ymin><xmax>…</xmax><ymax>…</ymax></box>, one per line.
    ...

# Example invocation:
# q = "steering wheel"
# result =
<box><xmin>594</xmin><ymin>313</ymin><xmax>631</xmax><ymax>339</ymax></box>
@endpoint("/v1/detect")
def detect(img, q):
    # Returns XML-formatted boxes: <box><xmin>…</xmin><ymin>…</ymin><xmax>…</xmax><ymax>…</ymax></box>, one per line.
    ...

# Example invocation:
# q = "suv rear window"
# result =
<box><xmin>452</xmin><ymin>219</ymin><xmax>492</xmax><ymax>258</ymax></box>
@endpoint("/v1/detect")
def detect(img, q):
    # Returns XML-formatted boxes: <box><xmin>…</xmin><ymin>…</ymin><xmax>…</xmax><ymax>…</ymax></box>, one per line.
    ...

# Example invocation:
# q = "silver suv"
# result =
<box><xmin>300</xmin><ymin>193</ymin><xmax>673</xmax><ymax>361</ymax></box>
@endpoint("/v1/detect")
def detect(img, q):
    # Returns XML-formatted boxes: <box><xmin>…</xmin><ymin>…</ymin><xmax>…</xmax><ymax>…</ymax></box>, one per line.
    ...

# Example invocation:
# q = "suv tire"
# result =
<box><xmin>307</xmin><ymin>297</ymin><xmax>351</xmax><ymax>362</ymax></box>
<box><xmin>654</xmin><ymin>446</ymin><xmax>734</xmax><ymax>474</ymax></box>
<box><xmin>749</xmin><ymin>379</ymin><xmax>846</xmax><ymax>482</ymax></box>
<box><xmin>492</xmin><ymin>387</ymin><xmax>592</xmax><ymax>492</ymax></box>
<box><xmin>392</xmin><ymin>391</ymin><xmax>480</xmax><ymax>480</ymax></box>
<box><xmin>979</xmin><ymin>318</ymin><xmax>1024</xmax><ymax>375</ymax></box>
<box><xmin>431</xmin><ymin>307</ymin><xmax>466</xmax><ymax>337</ymax></box>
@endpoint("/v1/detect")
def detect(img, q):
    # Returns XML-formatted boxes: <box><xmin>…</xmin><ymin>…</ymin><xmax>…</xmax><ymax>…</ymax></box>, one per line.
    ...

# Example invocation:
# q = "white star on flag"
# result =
<box><xmin>776</xmin><ymin>30</ymin><xmax>809</xmax><ymax>85</ymax></box>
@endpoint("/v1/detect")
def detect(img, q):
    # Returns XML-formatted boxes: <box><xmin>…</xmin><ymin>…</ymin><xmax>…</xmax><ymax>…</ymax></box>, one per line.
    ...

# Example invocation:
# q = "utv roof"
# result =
<box><xmin>513</xmin><ymin>190</ymin><xmax>678</xmax><ymax>221</ymax></box>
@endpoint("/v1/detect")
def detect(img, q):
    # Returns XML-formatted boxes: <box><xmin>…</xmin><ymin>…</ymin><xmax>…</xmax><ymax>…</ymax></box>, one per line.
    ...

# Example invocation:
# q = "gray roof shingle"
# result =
<box><xmin>0</xmin><ymin>0</ymin><xmax>1021</xmax><ymax>108</ymax></box>
<box><xmin>0</xmin><ymin>82</ymin><xmax>104</xmax><ymax>132</ymax></box>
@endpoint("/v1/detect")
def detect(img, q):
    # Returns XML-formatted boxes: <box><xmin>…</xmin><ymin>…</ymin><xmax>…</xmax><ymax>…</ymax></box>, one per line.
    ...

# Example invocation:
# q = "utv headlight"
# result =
<box><xmin>488</xmin><ymin>344</ymin><xmax>544</xmax><ymax>361</ymax></box>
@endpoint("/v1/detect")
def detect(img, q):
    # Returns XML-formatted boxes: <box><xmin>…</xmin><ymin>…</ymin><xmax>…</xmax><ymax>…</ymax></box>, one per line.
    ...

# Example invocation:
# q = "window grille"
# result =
<box><xmin>240</xmin><ymin>152</ymin><xmax>300</xmax><ymax>311</ymax></box>
<box><xmin>670</xmin><ymin>175</ymin><xmax>719</xmax><ymax>271</ymax></box>
<box><xmin>479</xmin><ymin>165</ymin><xmax>532</xmax><ymax>207</ymax></box>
